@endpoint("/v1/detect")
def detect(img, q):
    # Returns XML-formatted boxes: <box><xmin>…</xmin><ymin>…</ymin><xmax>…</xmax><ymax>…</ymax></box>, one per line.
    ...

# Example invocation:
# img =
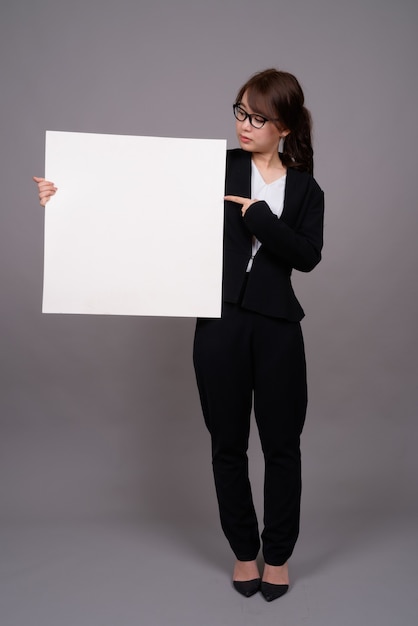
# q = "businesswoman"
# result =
<box><xmin>193</xmin><ymin>69</ymin><xmax>324</xmax><ymax>601</ymax></box>
<box><xmin>33</xmin><ymin>68</ymin><xmax>324</xmax><ymax>602</ymax></box>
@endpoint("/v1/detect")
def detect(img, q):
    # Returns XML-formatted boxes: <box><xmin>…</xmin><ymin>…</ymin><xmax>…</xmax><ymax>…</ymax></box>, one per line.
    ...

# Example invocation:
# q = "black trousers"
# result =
<box><xmin>193</xmin><ymin>302</ymin><xmax>307</xmax><ymax>566</ymax></box>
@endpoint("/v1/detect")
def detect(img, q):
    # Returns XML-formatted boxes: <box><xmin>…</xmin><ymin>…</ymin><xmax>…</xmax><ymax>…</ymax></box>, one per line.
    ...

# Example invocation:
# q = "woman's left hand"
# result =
<box><xmin>224</xmin><ymin>195</ymin><xmax>257</xmax><ymax>216</ymax></box>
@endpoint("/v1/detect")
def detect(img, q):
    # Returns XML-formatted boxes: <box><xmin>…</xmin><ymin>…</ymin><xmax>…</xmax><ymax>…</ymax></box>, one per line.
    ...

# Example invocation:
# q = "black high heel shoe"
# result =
<box><xmin>232</xmin><ymin>578</ymin><xmax>261</xmax><ymax>597</ymax></box>
<box><xmin>260</xmin><ymin>581</ymin><xmax>289</xmax><ymax>602</ymax></box>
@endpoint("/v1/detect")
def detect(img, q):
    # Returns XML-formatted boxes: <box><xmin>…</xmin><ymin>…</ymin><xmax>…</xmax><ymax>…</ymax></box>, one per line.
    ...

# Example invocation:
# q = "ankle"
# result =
<box><xmin>233</xmin><ymin>559</ymin><xmax>260</xmax><ymax>582</ymax></box>
<box><xmin>262</xmin><ymin>562</ymin><xmax>289</xmax><ymax>585</ymax></box>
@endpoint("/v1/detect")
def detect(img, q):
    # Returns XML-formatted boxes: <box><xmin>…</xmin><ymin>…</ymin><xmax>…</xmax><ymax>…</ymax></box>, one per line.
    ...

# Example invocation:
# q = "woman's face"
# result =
<box><xmin>235</xmin><ymin>91</ymin><xmax>288</xmax><ymax>156</ymax></box>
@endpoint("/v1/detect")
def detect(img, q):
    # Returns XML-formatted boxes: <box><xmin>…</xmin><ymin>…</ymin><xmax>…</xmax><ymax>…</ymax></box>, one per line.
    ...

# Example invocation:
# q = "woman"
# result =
<box><xmin>33</xmin><ymin>68</ymin><xmax>324</xmax><ymax>602</ymax></box>
<box><xmin>193</xmin><ymin>69</ymin><xmax>324</xmax><ymax>601</ymax></box>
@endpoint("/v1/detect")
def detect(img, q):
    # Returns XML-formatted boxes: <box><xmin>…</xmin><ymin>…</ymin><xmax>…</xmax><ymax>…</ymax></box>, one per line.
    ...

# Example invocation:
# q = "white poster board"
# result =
<box><xmin>43</xmin><ymin>131</ymin><xmax>226</xmax><ymax>317</ymax></box>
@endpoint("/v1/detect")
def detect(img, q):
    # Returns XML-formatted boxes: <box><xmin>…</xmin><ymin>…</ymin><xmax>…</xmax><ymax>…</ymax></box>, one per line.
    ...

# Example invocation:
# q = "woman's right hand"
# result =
<box><xmin>32</xmin><ymin>176</ymin><xmax>58</xmax><ymax>207</ymax></box>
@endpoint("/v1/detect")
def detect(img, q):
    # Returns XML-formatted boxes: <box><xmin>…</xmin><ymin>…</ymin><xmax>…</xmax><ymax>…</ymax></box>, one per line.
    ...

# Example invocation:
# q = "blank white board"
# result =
<box><xmin>43</xmin><ymin>131</ymin><xmax>226</xmax><ymax>317</ymax></box>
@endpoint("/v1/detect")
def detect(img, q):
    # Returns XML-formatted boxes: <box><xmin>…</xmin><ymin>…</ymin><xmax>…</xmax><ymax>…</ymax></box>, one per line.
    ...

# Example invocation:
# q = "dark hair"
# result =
<box><xmin>235</xmin><ymin>68</ymin><xmax>314</xmax><ymax>174</ymax></box>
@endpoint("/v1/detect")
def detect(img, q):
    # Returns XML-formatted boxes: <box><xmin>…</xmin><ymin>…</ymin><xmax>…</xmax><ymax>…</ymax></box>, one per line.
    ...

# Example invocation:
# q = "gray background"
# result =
<box><xmin>1</xmin><ymin>0</ymin><xmax>417</xmax><ymax>624</ymax></box>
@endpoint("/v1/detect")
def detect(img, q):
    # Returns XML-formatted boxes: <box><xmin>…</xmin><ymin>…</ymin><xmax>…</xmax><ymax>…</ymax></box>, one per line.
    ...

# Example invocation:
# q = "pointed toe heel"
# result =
<box><xmin>233</xmin><ymin>577</ymin><xmax>261</xmax><ymax>597</ymax></box>
<box><xmin>260</xmin><ymin>581</ymin><xmax>289</xmax><ymax>602</ymax></box>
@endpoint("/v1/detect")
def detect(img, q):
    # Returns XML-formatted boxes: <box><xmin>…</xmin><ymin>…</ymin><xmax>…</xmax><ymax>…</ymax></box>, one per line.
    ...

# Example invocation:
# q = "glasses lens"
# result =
<box><xmin>250</xmin><ymin>115</ymin><xmax>267</xmax><ymax>129</ymax></box>
<box><xmin>233</xmin><ymin>105</ymin><xmax>246</xmax><ymax>121</ymax></box>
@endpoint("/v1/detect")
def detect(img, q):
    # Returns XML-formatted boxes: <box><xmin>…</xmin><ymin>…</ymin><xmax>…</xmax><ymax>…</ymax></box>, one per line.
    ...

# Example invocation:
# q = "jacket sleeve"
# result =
<box><xmin>243</xmin><ymin>178</ymin><xmax>324</xmax><ymax>272</ymax></box>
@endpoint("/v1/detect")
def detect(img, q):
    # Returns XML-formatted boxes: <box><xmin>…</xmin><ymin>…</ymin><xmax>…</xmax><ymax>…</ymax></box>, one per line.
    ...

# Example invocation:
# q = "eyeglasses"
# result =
<box><xmin>233</xmin><ymin>103</ymin><xmax>278</xmax><ymax>129</ymax></box>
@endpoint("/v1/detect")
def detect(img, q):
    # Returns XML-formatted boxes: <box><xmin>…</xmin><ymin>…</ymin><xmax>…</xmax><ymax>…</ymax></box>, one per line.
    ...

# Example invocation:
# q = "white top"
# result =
<box><xmin>246</xmin><ymin>161</ymin><xmax>286</xmax><ymax>271</ymax></box>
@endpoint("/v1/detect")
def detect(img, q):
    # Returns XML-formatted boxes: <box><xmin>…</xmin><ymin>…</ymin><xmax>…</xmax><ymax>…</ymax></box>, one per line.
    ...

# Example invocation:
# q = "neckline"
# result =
<box><xmin>252</xmin><ymin>160</ymin><xmax>287</xmax><ymax>185</ymax></box>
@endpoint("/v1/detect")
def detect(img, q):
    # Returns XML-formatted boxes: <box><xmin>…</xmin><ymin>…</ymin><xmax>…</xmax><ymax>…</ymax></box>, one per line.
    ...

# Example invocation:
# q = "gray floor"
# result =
<box><xmin>1</xmin><ymin>511</ymin><xmax>417</xmax><ymax>626</ymax></box>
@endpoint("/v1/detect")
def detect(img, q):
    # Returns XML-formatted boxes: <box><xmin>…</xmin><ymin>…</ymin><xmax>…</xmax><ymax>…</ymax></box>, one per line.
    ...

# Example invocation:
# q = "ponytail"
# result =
<box><xmin>281</xmin><ymin>106</ymin><xmax>314</xmax><ymax>175</ymax></box>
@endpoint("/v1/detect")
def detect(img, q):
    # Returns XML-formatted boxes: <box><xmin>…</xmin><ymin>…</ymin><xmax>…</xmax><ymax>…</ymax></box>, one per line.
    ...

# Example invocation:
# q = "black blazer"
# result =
<box><xmin>223</xmin><ymin>149</ymin><xmax>324</xmax><ymax>321</ymax></box>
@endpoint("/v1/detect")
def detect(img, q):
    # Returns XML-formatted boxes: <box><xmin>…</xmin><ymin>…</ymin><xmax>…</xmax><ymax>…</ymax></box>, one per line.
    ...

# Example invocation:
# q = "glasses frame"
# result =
<box><xmin>233</xmin><ymin>103</ymin><xmax>279</xmax><ymax>129</ymax></box>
